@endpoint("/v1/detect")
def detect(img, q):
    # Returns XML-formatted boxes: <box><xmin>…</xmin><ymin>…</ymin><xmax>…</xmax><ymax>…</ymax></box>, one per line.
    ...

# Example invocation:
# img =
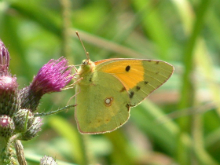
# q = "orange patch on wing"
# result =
<box><xmin>94</xmin><ymin>58</ymin><xmax>118</xmax><ymax>65</ymax></box>
<box><xmin>99</xmin><ymin>60</ymin><xmax>144</xmax><ymax>90</ymax></box>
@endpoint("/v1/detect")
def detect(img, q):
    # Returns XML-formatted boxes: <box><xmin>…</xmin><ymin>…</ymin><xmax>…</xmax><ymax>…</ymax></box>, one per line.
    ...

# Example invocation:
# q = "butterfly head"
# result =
<box><xmin>78</xmin><ymin>59</ymin><xmax>95</xmax><ymax>76</ymax></box>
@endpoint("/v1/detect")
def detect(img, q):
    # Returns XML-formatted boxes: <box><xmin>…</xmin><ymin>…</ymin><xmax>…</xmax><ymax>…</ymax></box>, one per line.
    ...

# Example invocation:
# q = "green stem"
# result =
<box><xmin>82</xmin><ymin>135</ymin><xmax>96</xmax><ymax>165</ymax></box>
<box><xmin>0</xmin><ymin>137</ymin><xmax>8</xmax><ymax>164</ymax></box>
<box><xmin>34</xmin><ymin>105</ymin><xmax>75</xmax><ymax>117</ymax></box>
<box><xmin>0</xmin><ymin>136</ymin><xmax>21</xmax><ymax>165</ymax></box>
<box><xmin>192</xmin><ymin>114</ymin><xmax>218</xmax><ymax>165</ymax></box>
<box><xmin>15</xmin><ymin>140</ymin><xmax>27</xmax><ymax>165</ymax></box>
<box><xmin>177</xmin><ymin>0</ymin><xmax>212</xmax><ymax>164</ymax></box>
<box><xmin>60</xmin><ymin>0</ymin><xmax>72</xmax><ymax>60</ymax></box>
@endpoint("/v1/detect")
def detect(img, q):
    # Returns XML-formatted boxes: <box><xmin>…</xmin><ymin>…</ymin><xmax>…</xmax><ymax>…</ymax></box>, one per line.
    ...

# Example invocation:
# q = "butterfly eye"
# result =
<box><xmin>82</xmin><ymin>61</ymin><xmax>87</xmax><ymax>65</ymax></box>
<box><xmin>82</xmin><ymin>59</ymin><xmax>90</xmax><ymax>65</ymax></box>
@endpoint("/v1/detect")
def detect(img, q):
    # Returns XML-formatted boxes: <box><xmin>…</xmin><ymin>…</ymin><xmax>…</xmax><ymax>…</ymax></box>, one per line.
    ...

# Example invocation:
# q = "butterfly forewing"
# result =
<box><xmin>96</xmin><ymin>59</ymin><xmax>174</xmax><ymax>106</ymax></box>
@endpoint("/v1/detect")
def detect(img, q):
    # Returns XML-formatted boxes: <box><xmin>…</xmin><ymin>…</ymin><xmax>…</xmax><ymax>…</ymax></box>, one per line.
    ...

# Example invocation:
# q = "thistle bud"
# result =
<box><xmin>19</xmin><ymin>57</ymin><xmax>73</xmax><ymax>111</ymax></box>
<box><xmin>0</xmin><ymin>115</ymin><xmax>15</xmax><ymax>138</ymax></box>
<box><xmin>13</xmin><ymin>109</ymin><xmax>34</xmax><ymax>132</ymax></box>
<box><xmin>40</xmin><ymin>156</ymin><xmax>57</xmax><ymax>165</ymax></box>
<box><xmin>20</xmin><ymin>117</ymin><xmax>42</xmax><ymax>141</ymax></box>
<box><xmin>0</xmin><ymin>76</ymin><xmax>19</xmax><ymax>116</ymax></box>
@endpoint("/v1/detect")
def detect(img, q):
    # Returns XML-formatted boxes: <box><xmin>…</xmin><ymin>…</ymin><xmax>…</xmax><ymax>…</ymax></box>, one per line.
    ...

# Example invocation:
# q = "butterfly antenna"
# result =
<box><xmin>76</xmin><ymin>31</ymin><xmax>90</xmax><ymax>60</ymax></box>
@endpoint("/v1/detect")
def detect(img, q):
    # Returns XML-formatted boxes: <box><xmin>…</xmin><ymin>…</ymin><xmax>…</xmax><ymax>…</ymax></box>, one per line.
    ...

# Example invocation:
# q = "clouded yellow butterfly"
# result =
<box><xmin>74</xmin><ymin>32</ymin><xmax>174</xmax><ymax>134</ymax></box>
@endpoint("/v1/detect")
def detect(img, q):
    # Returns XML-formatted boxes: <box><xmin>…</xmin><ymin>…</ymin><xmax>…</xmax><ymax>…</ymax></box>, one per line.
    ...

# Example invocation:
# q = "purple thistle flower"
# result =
<box><xmin>0</xmin><ymin>39</ymin><xmax>76</xmax><ymax>163</ymax></box>
<box><xmin>19</xmin><ymin>57</ymin><xmax>74</xmax><ymax>111</ymax></box>
<box><xmin>0</xmin><ymin>40</ymin><xmax>19</xmax><ymax>116</ymax></box>
<box><xmin>30</xmin><ymin>57</ymin><xmax>73</xmax><ymax>94</ymax></box>
<box><xmin>0</xmin><ymin>76</ymin><xmax>19</xmax><ymax>116</ymax></box>
<box><xmin>0</xmin><ymin>40</ymin><xmax>10</xmax><ymax>76</ymax></box>
<box><xmin>0</xmin><ymin>76</ymin><xmax>18</xmax><ymax>95</ymax></box>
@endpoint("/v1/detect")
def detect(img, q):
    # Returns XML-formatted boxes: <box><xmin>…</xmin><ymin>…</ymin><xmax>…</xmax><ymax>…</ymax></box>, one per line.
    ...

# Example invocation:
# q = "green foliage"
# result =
<box><xmin>1</xmin><ymin>0</ymin><xmax>220</xmax><ymax>164</ymax></box>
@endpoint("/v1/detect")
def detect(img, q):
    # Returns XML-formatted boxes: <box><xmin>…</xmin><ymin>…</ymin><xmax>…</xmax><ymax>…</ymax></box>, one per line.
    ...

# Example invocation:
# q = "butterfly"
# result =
<box><xmin>74</xmin><ymin>32</ymin><xmax>174</xmax><ymax>134</ymax></box>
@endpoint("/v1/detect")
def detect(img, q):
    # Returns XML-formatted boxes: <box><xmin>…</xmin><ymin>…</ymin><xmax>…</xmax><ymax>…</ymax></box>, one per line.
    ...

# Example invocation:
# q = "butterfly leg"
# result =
<box><xmin>63</xmin><ymin>76</ymin><xmax>83</xmax><ymax>90</ymax></box>
<box><xmin>66</xmin><ymin>87</ymin><xmax>81</xmax><ymax>106</ymax></box>
<box><xmin>69</xmin><ymin>64</ymin><xmax>78</xmax><ymax>73</ymax></box>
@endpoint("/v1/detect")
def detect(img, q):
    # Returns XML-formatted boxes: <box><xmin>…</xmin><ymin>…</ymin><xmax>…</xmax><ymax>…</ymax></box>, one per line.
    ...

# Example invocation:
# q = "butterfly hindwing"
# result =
<box><xmin>75</xmin><ymin>71</ymin><xmax>130</xmax><ymax>134</ymax></box>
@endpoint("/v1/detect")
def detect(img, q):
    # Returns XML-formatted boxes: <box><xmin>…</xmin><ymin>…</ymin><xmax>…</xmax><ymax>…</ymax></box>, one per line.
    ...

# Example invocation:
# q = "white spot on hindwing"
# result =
<box><xmin>104</xmin><ymin>97</ymin><xmax>113</xmax><ymax>107</ymax></box>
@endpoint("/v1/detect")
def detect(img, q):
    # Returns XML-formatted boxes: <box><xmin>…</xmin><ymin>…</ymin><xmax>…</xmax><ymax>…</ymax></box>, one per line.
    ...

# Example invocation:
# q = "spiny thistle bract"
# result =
<box><xmin>0</xmin><ymin>39</ymin><xmax>74</xmax><ymax>164</ymax></box>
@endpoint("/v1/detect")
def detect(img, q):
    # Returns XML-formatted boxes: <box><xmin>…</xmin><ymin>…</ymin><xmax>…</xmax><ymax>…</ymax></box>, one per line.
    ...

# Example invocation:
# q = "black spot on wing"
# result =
<box><xmin>89</xmin><ymin>77</ymin><xmax>92</xmax><ymax>82</ymax></box>
<box><xmin>129</xmin><ymin>91</ymin><xmax>134</xmax><ymax>98</ymax></box>
<box><xmin>144</xmin><ymin>81</ymin><xmax>148</xmax><ymax>85</ymax></box>
<box><xmin>120</xmin><ymin>87</ymin><xmax>126</xmax><ymax>92</ymax></box>
<box><xmin>126</xmin><ymin>104</ymin><xmax>130</xmax><ymax>111</ymax></box>
<box><xmin>125</xmin><ymin>65</ymin><xmax>130</xmax><ymax>72</ymax></box>
<box><xmin>136</xmin><ymin>86</ymin><xmax>140</xmax><ymax>91</ymax></box>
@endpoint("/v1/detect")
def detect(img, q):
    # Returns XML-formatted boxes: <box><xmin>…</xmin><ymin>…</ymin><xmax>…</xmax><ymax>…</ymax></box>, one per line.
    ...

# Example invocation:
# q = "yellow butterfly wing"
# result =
<box><xmin>95</xmin><ymin>58</ymin><xmax>174</xmax><ymax>106</ymax></box>
<box><xmin>75</xmin><ymin>71</ymin><xmax>130</xmax><ymax>134</ymax></box>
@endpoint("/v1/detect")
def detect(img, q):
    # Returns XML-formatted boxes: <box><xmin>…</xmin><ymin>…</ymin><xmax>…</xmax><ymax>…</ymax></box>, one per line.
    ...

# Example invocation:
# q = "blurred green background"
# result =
<box><xmin>1</xmin><ymin>0</ymin><xmax>220</xmax><ymax>164</ymax></box>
